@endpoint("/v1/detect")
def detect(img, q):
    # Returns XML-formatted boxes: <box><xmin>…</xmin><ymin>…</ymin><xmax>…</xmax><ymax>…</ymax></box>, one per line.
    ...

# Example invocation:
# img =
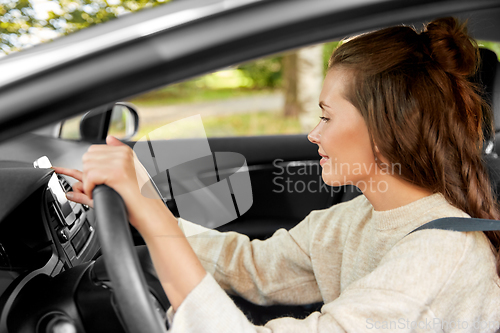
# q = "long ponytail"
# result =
<box><xmin>329</xmin><ymin>17</ymin><xmax>500</xmax><ymax>274</ymax></box>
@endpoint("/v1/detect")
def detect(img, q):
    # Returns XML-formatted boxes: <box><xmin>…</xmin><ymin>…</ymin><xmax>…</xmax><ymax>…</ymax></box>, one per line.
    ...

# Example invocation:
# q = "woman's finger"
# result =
<box><xmin>106</xmin><ymin>135</ymin><xmax>126</xmax><ymax>146</ymax></box>
<box><xmin>66</xmin><ymin>191</ymin><xmax>94</xmax><ymax>208</ymax></box>
<box><xmin>82</xmin><ymin>149</ymin><xmax>136</xmax><ymax>198</ymax></box>
<box><xmin>65</xmin><ymin>182</ymin><xmax>94</xmax><ymax>207</ymax></box>
<box><xmin>71</xmin><ymin>182</ymin><xmax>85</xmax><ymax>195</ymax></box>
<box><xmin>52</xmin><ymin>167</ymin><xmax>84</xmax><ymax>182</ymax></box>
<box><xmin>82</xmin><ymin>167</ymin><xmax>116</xmax><ymax>200</ymax></box>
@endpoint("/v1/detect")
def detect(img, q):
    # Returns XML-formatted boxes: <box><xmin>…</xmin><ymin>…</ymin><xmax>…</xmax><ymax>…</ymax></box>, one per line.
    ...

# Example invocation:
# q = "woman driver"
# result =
<box><xmin>55</xmin><ymin>17</ymin><xmax>500</xmax><ymax>332</ymax></box>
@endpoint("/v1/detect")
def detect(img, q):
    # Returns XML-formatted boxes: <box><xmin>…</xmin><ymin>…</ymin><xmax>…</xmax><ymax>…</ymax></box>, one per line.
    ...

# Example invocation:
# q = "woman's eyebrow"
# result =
<box><xmin>319</xmin><ymin>101</ymin><xmax>330</xmax><ymax>109</ymax></box>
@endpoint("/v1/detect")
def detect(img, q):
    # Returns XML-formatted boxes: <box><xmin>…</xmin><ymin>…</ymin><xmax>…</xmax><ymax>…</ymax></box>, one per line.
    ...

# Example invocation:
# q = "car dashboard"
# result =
<box><xmin>0</xmin><ymin>160</ymin><xmax>100</xmax><ymax>332</ymax></box>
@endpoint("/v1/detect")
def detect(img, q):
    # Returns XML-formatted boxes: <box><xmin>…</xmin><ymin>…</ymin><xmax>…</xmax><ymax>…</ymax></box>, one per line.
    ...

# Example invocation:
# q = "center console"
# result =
<box><xmin>34</xmin><ymin>156</ymin><xmax>99</xmax><ymax>267</ymax></box>
<box><xmin>44</xmin><ymin>174</ymin><xmax>99</xmax><ymax>267</ymax></box>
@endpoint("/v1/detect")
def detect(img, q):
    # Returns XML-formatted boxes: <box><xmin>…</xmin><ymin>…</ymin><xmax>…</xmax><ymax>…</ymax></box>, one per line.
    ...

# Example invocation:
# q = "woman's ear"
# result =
<box><xmin>373</xmin><ymin>143</ymin><xmax>385</xmax><ymax>163</ymax></box>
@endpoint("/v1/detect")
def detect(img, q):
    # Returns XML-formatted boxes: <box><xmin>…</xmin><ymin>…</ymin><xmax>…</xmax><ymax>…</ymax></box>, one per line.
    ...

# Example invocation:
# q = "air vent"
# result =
<box><xmin>57</xmin><ymin>175</ymin><xmax>72</xmax><ymax>192</ymax></box>
<box><xmin>48</xmin><ymin>203</ymin><xmax>60</xmax><ymax>223</ymax></box>
<box><xmin>48</xmin><ymin>202</ymin><xmax>68</xmax><ymax>231</ymax></box>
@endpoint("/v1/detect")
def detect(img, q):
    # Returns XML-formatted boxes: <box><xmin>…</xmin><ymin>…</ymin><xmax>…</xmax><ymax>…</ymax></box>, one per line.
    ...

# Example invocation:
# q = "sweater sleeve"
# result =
<box><xmin>178</xmin><ymin>214</ymin><xmax>322</xmax><ymax>305</ymax></box>
<box><xmin>168</xmin><ymin>229</ymin><xmax>475</xmax><ymax>333</ymax></box>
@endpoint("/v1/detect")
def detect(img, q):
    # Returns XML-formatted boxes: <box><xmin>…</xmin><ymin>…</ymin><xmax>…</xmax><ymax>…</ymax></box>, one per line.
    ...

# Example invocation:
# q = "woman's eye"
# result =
<box><xmin>319</xmin><ymin>116</ymin><xmax>330</xmax><ymax>123</ymax></box>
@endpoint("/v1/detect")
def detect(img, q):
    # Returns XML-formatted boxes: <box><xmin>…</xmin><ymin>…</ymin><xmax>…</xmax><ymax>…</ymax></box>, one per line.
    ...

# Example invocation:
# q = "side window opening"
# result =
<box><xmin>57</xmin><ymin>41</ymin><xmax>500</xmax><ymax>142</ymax></box>
<box><xmin>127</xmin><ymin>42</ymin><xmax>341</xmax><ymax>140</ymax></box>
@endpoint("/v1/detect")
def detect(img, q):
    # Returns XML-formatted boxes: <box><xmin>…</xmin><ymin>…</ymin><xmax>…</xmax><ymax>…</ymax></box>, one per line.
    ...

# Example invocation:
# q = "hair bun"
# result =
<box><xmin>422</xmin><ymin>17</ymin><xmax>478</xmax><ymax>77</ymax></box>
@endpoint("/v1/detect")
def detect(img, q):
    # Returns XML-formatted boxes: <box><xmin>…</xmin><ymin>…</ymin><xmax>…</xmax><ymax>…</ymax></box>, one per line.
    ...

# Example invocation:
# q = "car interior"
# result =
<box><xmin>0</xmin><ymin>46</ymin><xmax>497</xmax><ymax>330</ymax></box>
<box><xmin>0</xmin><ymin>1</ymin><xmax>499</xmax><ymax>332</ymax></box>
<box><xmin>218</xmin><ymin>46</ymin><xmax>500</xmax><ymax>325</ymax></box>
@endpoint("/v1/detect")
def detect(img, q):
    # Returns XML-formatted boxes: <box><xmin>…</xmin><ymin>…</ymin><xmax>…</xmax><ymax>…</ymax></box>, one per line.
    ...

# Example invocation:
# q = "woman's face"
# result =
<box><xmin>308</xmin><ymin>67</ymin><xmax>377</xmax><ymax>189</ymax></box>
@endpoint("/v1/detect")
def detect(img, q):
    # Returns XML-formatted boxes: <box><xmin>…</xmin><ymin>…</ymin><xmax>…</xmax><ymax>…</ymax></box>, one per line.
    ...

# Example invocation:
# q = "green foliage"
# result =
<box><xmin>478</xmin><ymin>40</ymin><xmax>500</xmax><ymax>60</ymax></box>
<box><xmin>0</xmin><ymin>0</ymin><xmax>169</xmax><ymax>54</ymax></box>
<box><xmin>237</xmin><ymin>56</ymin><xmax>283</xmax><ymax>89</ymax></box>
<box><xmin>49</xmin><ymin>0</ymin><xmax>167</xmax><ymax>33</ymax></box>
<box><xmin>323</xmin><ymin>41</ymin><xmax>340</xmax><ymax>73</ymax></box>
<box><xmin>131</xmin><ymin>55</ymin><xmax>284</xmax><ymax>106</ymax></box>
<box><xmin>131</xmin><ymin>85</ymin><xmax>269</xmax><ymax>106</ymax></box>
<box><xmin>1</xmin><ymin>0</ymin><xmax>39</xmax><ymax>52</ymax></box>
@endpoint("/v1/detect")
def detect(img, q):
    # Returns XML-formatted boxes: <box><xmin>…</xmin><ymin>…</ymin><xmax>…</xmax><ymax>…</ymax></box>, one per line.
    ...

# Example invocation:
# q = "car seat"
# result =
<box><xmin>477</xmin><ymin>48</ymin><xmax>500</xmax><ymax>198</ymax></box>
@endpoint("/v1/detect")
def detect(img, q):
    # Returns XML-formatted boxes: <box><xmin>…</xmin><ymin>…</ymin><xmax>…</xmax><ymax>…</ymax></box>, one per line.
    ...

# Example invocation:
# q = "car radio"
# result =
<box><xmin>34</xmin><ymin>156</ymin><xmax>98</xmax><ymax>267</ymax></box>
<box><xmin>35</xmin><ymin>157</ymin><xmax>77</xmax><ymax>226</ymax></box>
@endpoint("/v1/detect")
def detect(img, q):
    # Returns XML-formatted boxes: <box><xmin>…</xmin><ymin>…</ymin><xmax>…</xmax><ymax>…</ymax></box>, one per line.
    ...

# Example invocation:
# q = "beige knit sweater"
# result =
<box><xmin>167</xmin><ymin>193</ymin><xmax>500</xmax><ymax>332</ymax></box>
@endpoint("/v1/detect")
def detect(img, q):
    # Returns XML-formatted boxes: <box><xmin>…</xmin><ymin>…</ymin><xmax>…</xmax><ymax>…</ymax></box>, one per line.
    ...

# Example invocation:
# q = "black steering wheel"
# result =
<box><xmin>93</xmin><ymin>185</ymin><xmax>167</xmax><ymax>333</ymax></box>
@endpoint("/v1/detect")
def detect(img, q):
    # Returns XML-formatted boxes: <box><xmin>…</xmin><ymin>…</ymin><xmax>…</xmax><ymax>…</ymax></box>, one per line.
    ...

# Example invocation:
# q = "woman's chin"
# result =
<box><xmin>321</xmin><ymin>174</ymin><xmax>349</xmax><ymax>187</ymax></box>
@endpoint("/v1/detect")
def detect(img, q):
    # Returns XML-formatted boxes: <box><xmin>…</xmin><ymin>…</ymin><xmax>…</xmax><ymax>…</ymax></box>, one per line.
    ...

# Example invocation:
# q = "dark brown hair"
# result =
<box><xmin>329</xmin><ymin>17</ymin><xmax>500</xmax><ymax>274</ymax></box>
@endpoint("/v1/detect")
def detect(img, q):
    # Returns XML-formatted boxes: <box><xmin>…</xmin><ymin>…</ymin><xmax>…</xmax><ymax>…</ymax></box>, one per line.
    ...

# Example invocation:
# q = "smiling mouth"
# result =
<box><xmin>318</xmin><ymin>151</ymin><xmax>330</xmax><ymax>166</ymax></box>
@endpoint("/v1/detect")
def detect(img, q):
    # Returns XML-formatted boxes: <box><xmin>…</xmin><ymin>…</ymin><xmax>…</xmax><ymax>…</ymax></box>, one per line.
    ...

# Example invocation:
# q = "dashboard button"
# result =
<box><xmin>57</xmin><ymin>229</ymin><xmax>69</xmax><ymax>243</ymax></box>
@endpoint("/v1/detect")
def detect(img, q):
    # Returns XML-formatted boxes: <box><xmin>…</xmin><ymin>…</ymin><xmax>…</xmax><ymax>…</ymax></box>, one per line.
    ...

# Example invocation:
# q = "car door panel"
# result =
<box><xmin>138</xmin><ymin>135</ymin><xmax>345</xmax><ymax>239</ymax></box>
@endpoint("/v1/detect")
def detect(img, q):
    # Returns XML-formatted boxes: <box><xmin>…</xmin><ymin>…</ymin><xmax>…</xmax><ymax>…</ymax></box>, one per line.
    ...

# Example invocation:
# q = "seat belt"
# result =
<box><xmin>407</xmin><ymin>217</ymin><xmax>500</xmax><ymax>236</ymax></box>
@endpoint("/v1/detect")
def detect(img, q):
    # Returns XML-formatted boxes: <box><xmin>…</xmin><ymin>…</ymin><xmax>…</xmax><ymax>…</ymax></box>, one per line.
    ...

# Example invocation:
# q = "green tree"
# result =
<box><xmin>238</xmin><ymin>56</ymin><xmax>283</xmax><ymax>89</ymax></box>
<box><xmin>0</xmin><ymin>0</ymin><xmax>169</xmax><ymax>54</ymax></box>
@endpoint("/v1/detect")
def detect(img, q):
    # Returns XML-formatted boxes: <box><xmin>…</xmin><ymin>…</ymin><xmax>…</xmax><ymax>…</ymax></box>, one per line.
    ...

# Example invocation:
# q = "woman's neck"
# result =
<box><xmin>362</xmin><ymin>174</ymin><xmax>434</xmax><ymax>212</ymax></box>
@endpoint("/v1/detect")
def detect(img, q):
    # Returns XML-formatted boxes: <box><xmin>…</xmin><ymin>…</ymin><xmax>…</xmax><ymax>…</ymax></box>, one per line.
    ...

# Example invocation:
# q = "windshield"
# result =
<box><xmin>0</xmin><ymin>0</ymin><xmax>171</xmax><ymax>56</ymax></box>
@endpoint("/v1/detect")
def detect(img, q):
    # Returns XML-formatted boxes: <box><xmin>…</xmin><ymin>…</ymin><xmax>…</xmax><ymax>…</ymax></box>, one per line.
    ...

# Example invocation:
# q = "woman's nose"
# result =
<box><xmin>308</xmin><ymin>124</ymin><xmax>321</xmax><ymax>144</ymax></box>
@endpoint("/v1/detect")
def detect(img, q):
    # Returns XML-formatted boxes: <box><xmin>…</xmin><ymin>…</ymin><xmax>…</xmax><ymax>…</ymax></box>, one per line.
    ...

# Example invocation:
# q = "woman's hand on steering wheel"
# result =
<box><xmin>53</xmin><ymin>135</ymin><xmax>160</xmax><ymax>230</ymax></box>
<box><xmin>55</xmin><ymin>135</ymin><xmax>207</xmax><ymax>312</ymax></box>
